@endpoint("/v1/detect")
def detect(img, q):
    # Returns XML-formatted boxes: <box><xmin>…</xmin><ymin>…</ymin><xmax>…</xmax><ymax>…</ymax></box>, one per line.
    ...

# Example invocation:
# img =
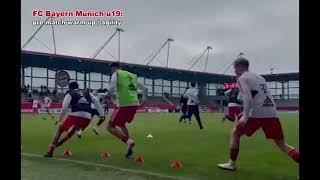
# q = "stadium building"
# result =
<box><xmin>20</xmin><ymin>50</ymin><xmax>299</xmax><ymax>113</ymax></box>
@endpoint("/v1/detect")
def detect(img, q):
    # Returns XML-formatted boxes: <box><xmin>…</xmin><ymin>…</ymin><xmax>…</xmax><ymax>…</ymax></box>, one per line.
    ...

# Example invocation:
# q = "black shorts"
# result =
<box><xmin>181</xmin><ymin>106</ymin><xmax>188</xmax><ymax>114</ymax></box>
<box><xmin>91</xmin><ymin>109</ymin><xmax>99</xmax><ymax>117</ymax></box>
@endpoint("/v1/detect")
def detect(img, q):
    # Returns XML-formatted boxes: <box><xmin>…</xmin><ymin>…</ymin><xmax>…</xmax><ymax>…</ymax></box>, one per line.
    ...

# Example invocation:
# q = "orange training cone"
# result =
<box><xmin>62</xmin><ymin>149</ymin><xmax>72</xmax><ymax>156</ymax></box>
<box><xmin>170</xmin><ymin>161</ymin><xmax>183</xmax><ymax>168</ymax></box>
<box><xmin>135</xmin><ymin>155</ymin><xmax>144</xmax><ymax>163</ymax></box>
<box><xmin>101</xmin><ymin>151</ymin><xmax>111</xmax><ymax>158</ymax></box>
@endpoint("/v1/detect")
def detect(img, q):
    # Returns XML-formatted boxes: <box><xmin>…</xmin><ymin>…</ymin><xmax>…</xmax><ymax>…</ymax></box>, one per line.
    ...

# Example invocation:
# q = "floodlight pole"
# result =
<box><xmin>222</xmin><ymin>52</ymin><xmax>244</xmax><ymax>74</ymax></box>
<box><xmin>189</xmin><ymin>46</ymin><xmax>212</xmax><ymax>71</ymax></box>
<box><xmin>166</xmin><ymin>38</ymin><xmax>174</xmax><ymax>68</ymax></box>
<box><xmin>146</xmin><ymin>38</ymin><xmax>173</xmax><ymax>66</ymax></box>
<box><xmin>116</xmin><ymin>28</ymin><xmax>124</xmax><ymax>62</ymax></box>
<box><xmin>51</xmin><ymin>17</ymin><xmax>56</xmax><ymax>54</ymax></box>
<box><xmin>204</xmin><ymin>46</ymin><xmax>212</xmax><ymax>72</ymax></box>
<box><xmin>91</xmin><ymin>28</ymin><xmax>119</xmax><ymax>59</ymax></box>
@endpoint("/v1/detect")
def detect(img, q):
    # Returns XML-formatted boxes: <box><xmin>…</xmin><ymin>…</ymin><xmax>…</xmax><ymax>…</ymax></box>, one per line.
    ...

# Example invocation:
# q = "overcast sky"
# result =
<box><xmin>21</xmin><ymin>0</ymin><xmax>299</xmax><ymax>75</ymax></box>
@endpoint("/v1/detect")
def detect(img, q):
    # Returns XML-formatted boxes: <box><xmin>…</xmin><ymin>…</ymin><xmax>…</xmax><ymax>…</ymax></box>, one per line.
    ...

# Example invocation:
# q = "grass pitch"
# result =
<box><xmin>21</xmin><ymin>112</ymin><xmax>299</xmax><ymax>180</ymax></box>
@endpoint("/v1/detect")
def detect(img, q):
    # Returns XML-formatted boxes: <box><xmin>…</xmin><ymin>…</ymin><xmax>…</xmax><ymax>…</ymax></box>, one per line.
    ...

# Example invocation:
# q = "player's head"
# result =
<box><xmin>110</xmin><ymin>62</ymin><xmax>121</xmax><ymax>74</ymax></box>
<box><xmin>68</xmin><ymin>81</ymin><xmax>79</xmax><ymax>90</ymax></box>
<box><xmin>190</xmin><ymin>82</ymin><xmax>196</xmax><ymax>87</ymax></box>
<box><xmin>234</xmin><ymin>57</ymin><xmax>249</xmax><ymax>76</ymax></box>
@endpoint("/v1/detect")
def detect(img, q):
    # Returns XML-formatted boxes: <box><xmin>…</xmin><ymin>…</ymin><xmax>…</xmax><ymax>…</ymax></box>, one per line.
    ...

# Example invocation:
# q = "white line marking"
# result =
<box><xmin>22</xmin><ymin>153</ymin><xmax>185</xmax><ymax>180</ymax></box>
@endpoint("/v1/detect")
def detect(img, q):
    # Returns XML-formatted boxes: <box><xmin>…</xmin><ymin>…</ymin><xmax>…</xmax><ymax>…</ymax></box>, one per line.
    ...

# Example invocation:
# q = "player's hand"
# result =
<box><xmin>237</xmin><ymin>116</ymin><xmax>247</xmax><ymax>129</ymax></box>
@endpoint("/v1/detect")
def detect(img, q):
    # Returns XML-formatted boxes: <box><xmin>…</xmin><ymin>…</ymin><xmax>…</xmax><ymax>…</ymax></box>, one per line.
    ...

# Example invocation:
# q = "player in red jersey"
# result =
<box><xmin>44</xmin><ymin>82</ymin><xmax>104</xmax><ymax>157</ymax></box>
<box><xmin>218</xmin><ymin>58</ymin><xmax>299</xmax><ymax>170</ymax></box>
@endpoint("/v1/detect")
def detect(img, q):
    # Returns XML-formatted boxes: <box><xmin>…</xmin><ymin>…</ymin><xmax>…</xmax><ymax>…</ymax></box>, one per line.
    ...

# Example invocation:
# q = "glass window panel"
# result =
<box><xmin>48</xmin><ymin>69</ymin><xmax>56</xmax><ymax>78</ymax></box>
<box><xmin>276</xmin><ymin>82</ymin><xmax>283</xmax><ymax>88</ymax></box>
<box><xmin>154</xmin><ymin>93</ymin><xmax>162</xmax><ymax>97</ymax></box>
<box><xmin>209</xmin><ymin>90</ymin><xmax>216</xmax><ymax>96</ymax></box>
<box><xmin>283</xmin><ymin>88</ymin><xmax>289</xmax><ymax>95</ymax></box>
<box><xmin>103</xmin><ymin>82</ymin><xmax>109</xmax><ymax>89</ymax></box>
<box><xmin>277</xmin><ymin>88</ymin><xmax>282</xmax><ymax>95</ymax></box>
<box><xmin>48</xmin><ymin>79</ymin><xmax>55</xmax><ymax>88</ymax></box>
<box><xmin>90</xmin><ymin>73</ymin><xmax>101</xmax><ymax>81</ymax></box>
<box><xmin>154</xmin><ymin>79</ymin><xmax>162</xmax><ymax>86</ymax></box>
<box><xmin>172</xmin><ymin>87</ymin><xmax>179</xmax><ymax>94</ymax></box>
<box><xmin>103</xmin><ymin>74</ymin><xmax>110</xmax><ymax>82</ymax></box>
<box><xmin>290</xmin><ymin>94</ymin><xmax>299</xmax><ymax>99</ymax></box>
<box><xmin>163</xmin><ymin>86</ymin><xmax>171</xmax><ymax>94</ymax></box>
<box><xmin>172</xmin><ymin>94</ymin><xmax>180</xmax><ymax>97</ymax></box>
<box><xmin>25</xmin><ymin>77</ymin><xmax>31</xmax><ymax>86</ymax></box>
<box><xmin>145</xmin><ymin>78</ymin><xmax>153</xmax><ymax>85</ymax></box>
<box><xmin>77</xmin><ymin>80</ymin><xmax>84</xmax><ymax>89</ymax></box>
<box><xmin>180</xmin><ymin>88</ymin><xmax>187</xmax><ymax>94</ymax></box>
<box><xmin>269</xmin><ymin>88</ymin><xmax>276</xmax><ymax>96</ymax></box>
<box><xmin>32</xmin><ymin>67</ymin><xmax>47</xmax><ymax>77</ymax></box>
<box><xmin>163</xmin><ymin>80</ymin><xmax>170</xmax><ymax>86</ymax></box>
<box><xmin>289</xmin><ymin>88</ymin><xmax>299</xmax><ymax>95</ymax></box>
<box><xmin>146</xmin><ymin>85</ymin><xmax>153</xmax><ymax>93</ymax></box>
<box><xmin>86</xmin><ymin>80</ymin><xmax>90</xmax><ymax>89</ymax></box>
<box><xmin>32</xmin><ymin>78</ymin><xmax>47</xmax><ymax>87</ymax></box>
<box><xmin>64</xmin><ymin>70</ymin><xmax>75</xmax><ymax>80</ymax></box>
<box><xmin>172</xmin><ymin>81</ymin><xmax>179</xmax><ymax>87</ymax></box>
<box><xmin>138</xmin><ymin>77</ymin><xmax>144</xmax><ymax>84</ymax></box>
<box><xmin>90</xmin><ymin>81</ymin><xmax>101</xmax><ymax>90</ymax></box>
<box><xmin>180</xmin><ymin>81</ymin><xmax>187</xmax><ymax>87</ymax></box>
<box><xmin>154</xmin><ymin>86</ymin><xmax>162</xmax><ymax>93</ymax></box>
<box><xmin>24</xmin><ymin>67</ymin><xmax>31</xmax><ymax>76</ymax></box>
<box><xmin>77</xmin><ymin>72</ymin><xmax>84</xmax><ymax>80</ymax></box>
<box><xmin>289</xmin><ymin>81</ymin><xmax>299</xmax><ymax>88</ymax></box>
<box><xmin>209</xmin><ymin>83</ymin><xmax>219</xmax><ymax>89</ymax></box>
<box><xmin>267</xmin><ymin>81</ymin><xmax>276</xmax><ymax>88</ymax></box>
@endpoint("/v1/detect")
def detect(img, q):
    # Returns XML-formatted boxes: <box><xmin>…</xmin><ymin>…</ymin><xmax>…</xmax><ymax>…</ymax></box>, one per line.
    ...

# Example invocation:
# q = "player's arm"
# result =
<box><xmin>90</xmin><ymin>93</ymin><xmax>104</xmax><ymax>117</ymax></box>
<box><xmin>107</xmin><ymin>73</ymin><xmax>117</xmax><ymax>104</ymax></box>
<box><xmin>90</xmin><ymin>93</ymin><xmax>105</xmax><ymax>128</ymax></box>
<box><xmin>183</xmin><ymin>89</ymin><xmax>189</xmax><ymax>98</ymax></box>
<box><xmin>58</xmin><ymin>94</ymin><xmax>72</xmax><ymax>123</ymax></box>
<box><xmin>238</xmin><ymin>77</ymin><xmax>252</xmax><ymax>122</ymax></box>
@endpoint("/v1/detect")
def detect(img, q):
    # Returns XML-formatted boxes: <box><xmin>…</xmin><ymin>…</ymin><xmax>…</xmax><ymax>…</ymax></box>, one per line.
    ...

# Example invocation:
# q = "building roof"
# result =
<box><xmin>21</xmin><ymin>50</ymin><xmax>299</xmax><ymax>83</ymax></box>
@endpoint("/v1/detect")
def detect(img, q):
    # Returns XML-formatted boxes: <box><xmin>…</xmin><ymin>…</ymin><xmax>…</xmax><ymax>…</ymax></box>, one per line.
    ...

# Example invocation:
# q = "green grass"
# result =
<box><xmin>21</xmin><ymin>112</ymin><xmax>299</xmax><ymax>180</ymax></box>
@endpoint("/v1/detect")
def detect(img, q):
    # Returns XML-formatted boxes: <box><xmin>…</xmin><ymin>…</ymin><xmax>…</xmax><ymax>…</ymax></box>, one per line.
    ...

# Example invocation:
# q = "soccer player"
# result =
<box><xmin>76</xmin><ymin>96</ymin><xmax>109</xmax><ymax>138</ymax></box>
<box><xmin>43</xmin><ymin>95</ymin><xmax>54</xmax><ymax>119</ymax></box>
<box><xmin>181</xmin><ymin>82</ymin><xmax>204</xmax><ymax>129</ymax></box>
<box><xmin>179</xmin><ymin>94</ymin><xmax>190</xmax><ymax>123</ymax></box>
<box><xmin>222</xmin><ymin>87</ymin><xmax>242</xmax><ymax>122</ymax></box>
<box><xmin>218</xmin><ymin>58</ymin><xmax>299</xmax><ymax>170</ymax></box>
<box><xmin>32</xmin><ymin>98</ymin><xmax>39</xmax><ymax>116</ymax></box>
<box><xmin>106</xmin><ymin>62</ymin><xmax>147</xmax><ymax>158</ymax></box>
<box><xmin>44</xmin><ymin>82</ymin><xmax>104</xmax><ymax>157</ymax></box>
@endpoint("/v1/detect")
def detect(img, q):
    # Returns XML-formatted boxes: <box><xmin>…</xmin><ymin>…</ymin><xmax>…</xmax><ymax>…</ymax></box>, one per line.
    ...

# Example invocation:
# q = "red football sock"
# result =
<box><xmin>48</xmin><ymin>145</ymin><xmax>56</xmax><ymax>153</ymax></box>
<box><xmin>230</xmin><ymin>148</ymin><xmax>239</xmax><ymax>161</ymax></box>
<box><xmin>288</xmin><ymin>149</ymin><xmax>299</xmax><ymax>163</ymax></box>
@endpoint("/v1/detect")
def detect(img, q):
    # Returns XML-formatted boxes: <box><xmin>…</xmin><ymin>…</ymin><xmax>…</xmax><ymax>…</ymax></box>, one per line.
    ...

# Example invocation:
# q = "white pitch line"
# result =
<box><xmin>21</xmin><ymin>153</ymin><xmax>185</xmax><ymax>180</ymax></box>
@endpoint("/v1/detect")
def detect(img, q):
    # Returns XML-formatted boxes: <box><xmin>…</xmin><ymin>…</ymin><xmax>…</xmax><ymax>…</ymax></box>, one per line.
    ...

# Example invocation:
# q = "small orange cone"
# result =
<box><xmin>135</xmin><ymin>155</ymin><xmax>144</xmax><ymax>163</ymax></box>
<box><xmin>101</xmin><ymin>151</ymin><xmax>111</xmax><ymax>158</ymax></box>
<box><xmin>170</xmin><ymin>161</ymin><xmax>183</xmax><ymax>168</ymax></box>
<box><xmin>62</xmin><ymin>149</ymin><xmax>72</xmax><ymax>156</ymax></box>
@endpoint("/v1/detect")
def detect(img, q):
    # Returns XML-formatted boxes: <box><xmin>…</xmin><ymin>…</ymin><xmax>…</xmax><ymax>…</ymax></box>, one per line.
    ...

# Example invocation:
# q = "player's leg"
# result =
<box><xmin>194</xmin><ymin>105</ymin><xmax>203</xmax><ymax>129</ymax></box>
<box><xmin>56</xmin><ymin>127</ymin><xmax>77</xmax><ymax>147</ymax></box>
<box><xmin>262</xmin><ymin>118</ymin><xmax>299</xmax><ymax>163</ymax></box>
<box><xmin>218</xmin><ymin>118</ymin><xmax>260</xmax><ymax>170</ymax></box>
<box><xmin>107</xmin><ymin>107</ymin><xmax>136</xmax><ymax>157</ymax></box>
<box><xmin>274</xmin><ymin>139</ymin><xmax>299</xmax><ymax>163</ymax></box>
<box><xmin>44</xmin><ymin>128</ymin><xmax>64</xmax><ymax>157</ymax></box>
<box><xmin>186</xmin><ymin>105</ymin><xmax>193</xmax><ymax>124</ymax></box>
